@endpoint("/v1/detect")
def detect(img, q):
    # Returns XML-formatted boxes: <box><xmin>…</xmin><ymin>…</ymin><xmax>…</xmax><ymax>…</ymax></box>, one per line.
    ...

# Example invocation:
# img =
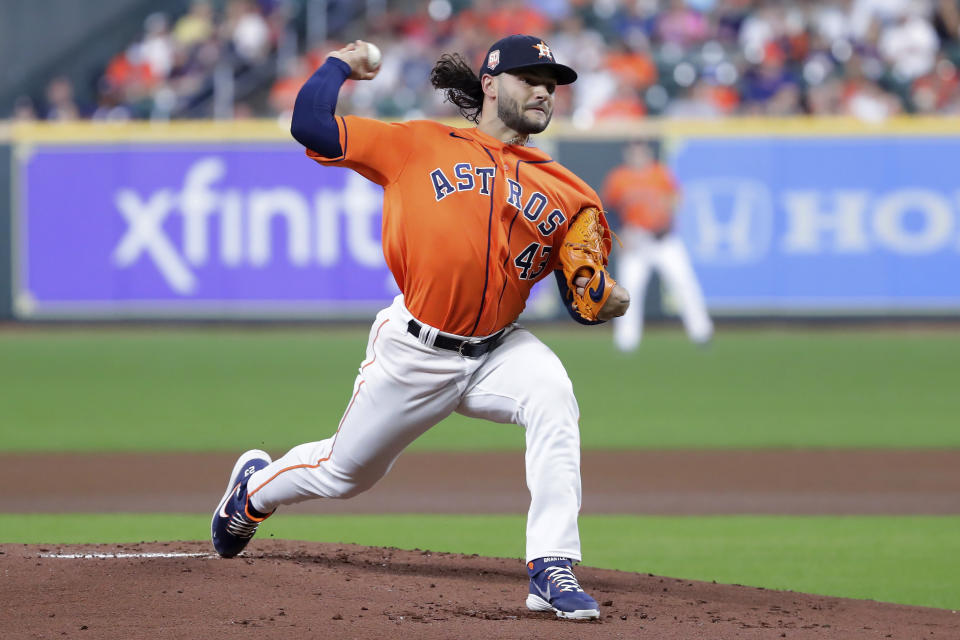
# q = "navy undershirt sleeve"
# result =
<box><xmin>554</xmin><ymin>270</ymin><xmax>606</xmax><ymax>325</ymax></box>
<box><xmin>290</xmin><ymin>57</ymin><xmax>352</xmax><ymax>157</ymax></box>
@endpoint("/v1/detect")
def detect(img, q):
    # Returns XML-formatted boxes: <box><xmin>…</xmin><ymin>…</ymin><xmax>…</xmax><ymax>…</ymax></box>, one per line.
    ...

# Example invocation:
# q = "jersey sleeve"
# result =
<box><xmin>306</xmin><ymin>115</ymin><xmax>415</xmax><ymax>186</ymax></box>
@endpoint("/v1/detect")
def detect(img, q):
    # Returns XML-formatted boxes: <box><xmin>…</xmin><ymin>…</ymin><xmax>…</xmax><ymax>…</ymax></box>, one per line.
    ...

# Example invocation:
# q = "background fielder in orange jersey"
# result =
<box><xmin>211</xmin><ymin>34</ymin><xmax>629</xmax><ymax>621</ymax></box>
<box><xmin>603</xmin><ymin>145</ymin><xmax>678</xmax><ymax>236</ymax></box>
<box><xmin>602</xmin><ymin>139</ymin><xmax>713</xmax><ymax>351</ymax></box>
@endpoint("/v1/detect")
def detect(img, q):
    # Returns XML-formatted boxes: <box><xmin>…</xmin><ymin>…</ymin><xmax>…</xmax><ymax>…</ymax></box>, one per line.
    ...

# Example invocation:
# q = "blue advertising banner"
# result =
<box><xmin>671</xmin><ymin>137</ymin><xmax>960</xmax><ymax>312</ymax></box>
<box><xmin>17</xmin><ymin>143</ymin><xmax>395</xmax><ymax>316</ymax></box>
<box><xmin>16</xmin><ymin>133</ymin><xmax>960</xmax><ymax>318</ymax></box>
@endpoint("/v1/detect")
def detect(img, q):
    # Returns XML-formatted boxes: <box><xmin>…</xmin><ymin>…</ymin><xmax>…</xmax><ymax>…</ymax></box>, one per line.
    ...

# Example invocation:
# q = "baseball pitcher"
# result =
<box><xmin>211</xmin><ymin>34</ymin><xmax>629</xmax><ymax>620</ymax></box>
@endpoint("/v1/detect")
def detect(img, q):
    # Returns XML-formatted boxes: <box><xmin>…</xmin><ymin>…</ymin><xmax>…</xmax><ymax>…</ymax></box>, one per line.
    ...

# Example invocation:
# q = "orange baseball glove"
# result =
<box><xmin>557</xmin><ymin>206</ymin><xmax>618</xmax><ymax>322</ymax></box>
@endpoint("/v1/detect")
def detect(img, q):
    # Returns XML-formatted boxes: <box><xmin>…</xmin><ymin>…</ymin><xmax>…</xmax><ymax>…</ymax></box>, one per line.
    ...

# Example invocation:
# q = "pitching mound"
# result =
<box><xmin>5</xmin><ymin>540</ymin><xmax>957</xmax><ymax>639</ymax></box>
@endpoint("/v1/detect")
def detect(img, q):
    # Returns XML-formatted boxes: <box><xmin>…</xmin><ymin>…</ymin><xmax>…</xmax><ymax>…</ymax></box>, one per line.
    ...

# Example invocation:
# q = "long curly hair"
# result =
<box><xmin>430</xmin><ymin>53</ymin><xmax>485</xmax><ymax>123</ymax></box>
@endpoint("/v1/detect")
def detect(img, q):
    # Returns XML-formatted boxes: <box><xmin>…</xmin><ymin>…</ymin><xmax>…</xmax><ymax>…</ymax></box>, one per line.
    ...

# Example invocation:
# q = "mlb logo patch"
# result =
<box><xmin>488</xmin><ymin>49</ymin><xmax>500</xmax><ymax>70</ymax></box>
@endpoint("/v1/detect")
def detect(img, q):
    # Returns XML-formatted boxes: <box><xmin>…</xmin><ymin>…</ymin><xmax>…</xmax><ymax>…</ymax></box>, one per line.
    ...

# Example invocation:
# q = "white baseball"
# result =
<box><xmin>366</xmin><ymin>42</ymin><xmax>382</xmax><ymax>70</ymax></box>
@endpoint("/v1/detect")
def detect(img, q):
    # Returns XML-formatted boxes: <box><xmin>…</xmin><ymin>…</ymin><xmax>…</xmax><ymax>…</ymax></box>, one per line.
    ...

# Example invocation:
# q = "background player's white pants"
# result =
<box><xmin>247</xmin><ymin>295</ymin><xmax>584</xmax><ymax>563</ymax></box>
<box><xmin>614</xmin><ymin>228</ymin><xmax>713</xmax><ymax>351</ymax></box>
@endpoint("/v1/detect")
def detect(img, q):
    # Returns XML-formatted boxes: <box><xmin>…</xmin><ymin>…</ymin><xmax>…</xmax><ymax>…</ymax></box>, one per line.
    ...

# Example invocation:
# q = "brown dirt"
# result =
<box><xmin>4</xmin><ymin>449</ymin><xmax>960</xmax><ymax>639</ymax></box>
<box><xmin>3</xmin><ymin>540</ymin><xmax>957</xmax><ymax>640</ymax></box>
<box><xmin>5</xmin><ymin>449</ymin><xmax>960</xmax><ymax>514</ymax></box>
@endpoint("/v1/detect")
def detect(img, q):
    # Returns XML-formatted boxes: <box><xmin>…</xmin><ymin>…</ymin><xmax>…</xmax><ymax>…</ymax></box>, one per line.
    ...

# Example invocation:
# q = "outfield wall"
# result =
<box><xmin>2</xmin><ymin>118</ymin><xmax>960</xmax><ymax>321</ymax></box>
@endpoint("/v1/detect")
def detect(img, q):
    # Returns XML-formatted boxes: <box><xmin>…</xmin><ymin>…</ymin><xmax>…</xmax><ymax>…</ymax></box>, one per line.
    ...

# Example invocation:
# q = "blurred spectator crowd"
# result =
<box><xmin>13</xmin><ymin>0</ymin><xmax>960</xmax><ymax>124</ymax></box>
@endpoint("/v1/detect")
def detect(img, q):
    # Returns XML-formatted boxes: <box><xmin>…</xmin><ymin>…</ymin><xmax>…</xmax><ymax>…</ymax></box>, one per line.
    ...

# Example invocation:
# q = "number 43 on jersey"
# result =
<box><xmin>514</xmin><ymin>242</ymin><xmax>551</xmax><ymax>280</ymax></box>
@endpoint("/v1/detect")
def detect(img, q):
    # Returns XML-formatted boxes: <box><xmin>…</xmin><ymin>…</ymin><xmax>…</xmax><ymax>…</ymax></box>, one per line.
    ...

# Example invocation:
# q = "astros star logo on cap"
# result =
<box><xmin>533</xmin><ymin>41</ymin><xmax>552</xmax><ymax>60</ymax></box>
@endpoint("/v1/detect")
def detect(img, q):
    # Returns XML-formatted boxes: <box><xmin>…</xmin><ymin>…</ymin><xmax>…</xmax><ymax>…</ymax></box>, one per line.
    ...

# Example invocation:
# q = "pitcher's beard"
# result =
<box><xmin>498</xmin><ymin>93</ymin><xmax>551</xmax><ymax>136</ymax></box>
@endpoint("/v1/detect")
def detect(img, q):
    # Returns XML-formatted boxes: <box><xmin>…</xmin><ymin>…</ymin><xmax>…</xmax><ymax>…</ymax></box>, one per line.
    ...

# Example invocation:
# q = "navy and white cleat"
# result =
<box><xmin>526</xmin><ymin>557</ymin><xmax>600</xmax><ymax>620</ymax></box>
<box><xmin>211</xmin><ymin>449</ymin><xmax>273</xmax><ymax>558</ymax></box>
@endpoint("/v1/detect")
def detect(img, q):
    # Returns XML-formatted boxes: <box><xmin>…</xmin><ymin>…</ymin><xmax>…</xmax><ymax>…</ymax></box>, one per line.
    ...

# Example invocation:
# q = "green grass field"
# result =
<box><xmin>2</xmin><ymin>326</ymin><xmax>958</xmax><ymax>609</ymax></box>
<box><xmin>2</xmin><ymin>326</ymin><xmax>959</xmax><ymax>451</ymax></box>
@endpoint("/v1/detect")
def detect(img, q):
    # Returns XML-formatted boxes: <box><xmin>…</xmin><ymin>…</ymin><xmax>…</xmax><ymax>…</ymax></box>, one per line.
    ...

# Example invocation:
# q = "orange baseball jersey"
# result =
<box><xmin>307</xmin><ymin>116</ymin><xmax>604</xmax><ymax>337</ymax></box>
<box><xmin>602</xmin><ymin>164</ymin><xmax>678</xmax><ymax>233</ymax></box>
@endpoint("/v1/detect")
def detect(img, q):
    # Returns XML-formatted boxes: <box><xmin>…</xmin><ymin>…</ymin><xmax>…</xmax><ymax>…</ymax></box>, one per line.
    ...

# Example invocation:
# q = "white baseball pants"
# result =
<box><xmin>246</xmin><ymin>295</ymin><xmax>584</xmax><ymax>563</ymax></box>
<box><xmin>614</xmin><ymin>228</ymin><xmax>713</xmax><ymax>351</ymax></box>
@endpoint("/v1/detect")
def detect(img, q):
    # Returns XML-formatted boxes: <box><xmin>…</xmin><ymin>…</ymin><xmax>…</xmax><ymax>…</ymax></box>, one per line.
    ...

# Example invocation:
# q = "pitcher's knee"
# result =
<box><xmin>321</xmin><ymin>460</ymin><xmax>389</xmax><ymax>499</ymax></box>
<box><xmin>337</xmin><ymin>482</ymin><xmax>373</xmax><ymax>499</ymax></box>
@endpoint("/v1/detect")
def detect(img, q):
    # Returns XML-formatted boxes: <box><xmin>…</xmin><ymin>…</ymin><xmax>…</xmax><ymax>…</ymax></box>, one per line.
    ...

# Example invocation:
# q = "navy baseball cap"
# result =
<box><xmin>479</xmin><ymin>34</ymin><xmax>577</xmax><ymax>85</ymax></box>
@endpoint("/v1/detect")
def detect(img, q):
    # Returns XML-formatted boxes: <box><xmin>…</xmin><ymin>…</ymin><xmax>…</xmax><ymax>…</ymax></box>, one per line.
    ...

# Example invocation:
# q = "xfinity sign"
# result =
<box><xmin>111</xmin><ymin>157</ymin><xmax>383</xmax><ymax>294</ymax></box>
<box><xmin>19</xmin><ymin>145</ymin><xmax>396</xmax><ymax>315</ymax></box>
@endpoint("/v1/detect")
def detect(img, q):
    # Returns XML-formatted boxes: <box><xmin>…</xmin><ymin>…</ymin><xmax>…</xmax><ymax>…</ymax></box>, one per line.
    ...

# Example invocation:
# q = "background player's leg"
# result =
<box><xmin>614</xmin><ymin>246</ymin><xmax>654</xmax><ymax>352</ymax></box>
<box><xmin>657</xmin><ymin>234</ymin><xmax>714</xmax><ymax>344</ymax></box>
<box><xmin>456</xmin><ymin>328</ymin><xmax>583</xmax><ymax>562</ymax></box>
<box><xmin>247</xmin><ymin>301</ymin><xmax>467</xmax><ymax>513</ymax></box>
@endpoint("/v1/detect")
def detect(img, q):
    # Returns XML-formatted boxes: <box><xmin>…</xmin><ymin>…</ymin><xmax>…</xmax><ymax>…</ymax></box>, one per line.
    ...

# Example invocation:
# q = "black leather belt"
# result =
<box><xmin>407</xmin><ymin>319</ymin><xmax>504</xmax><ymax>358</ymax></box>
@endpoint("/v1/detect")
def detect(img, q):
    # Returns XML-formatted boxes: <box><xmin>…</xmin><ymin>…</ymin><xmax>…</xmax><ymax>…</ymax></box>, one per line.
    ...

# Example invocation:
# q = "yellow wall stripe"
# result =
<box><xmin>4</xmin><ymin>116</ymin><xmax>960</xmax><ymax>145</ymax></box>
